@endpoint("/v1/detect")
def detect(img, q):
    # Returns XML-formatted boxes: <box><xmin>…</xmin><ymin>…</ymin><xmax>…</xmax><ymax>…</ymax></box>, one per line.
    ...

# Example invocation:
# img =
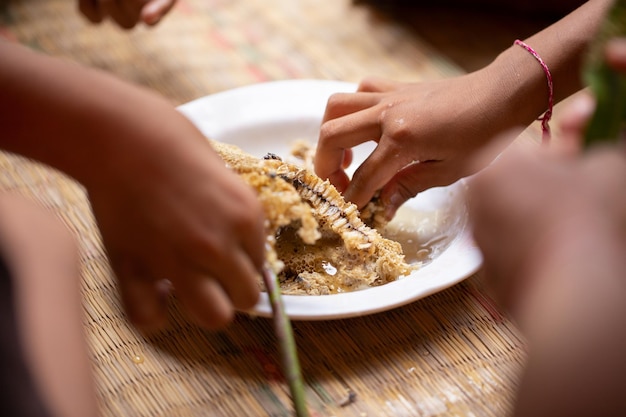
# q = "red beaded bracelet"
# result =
<box><xmin>514</xmin><ymin>39</ymin><xmax>554</xmax><ymax>143</ymax></box>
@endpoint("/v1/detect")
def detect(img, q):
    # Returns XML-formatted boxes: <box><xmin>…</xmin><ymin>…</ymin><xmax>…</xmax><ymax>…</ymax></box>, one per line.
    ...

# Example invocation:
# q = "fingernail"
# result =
<box><xmin>143</xmin><ymin>0</ymin><xmax>164</xmax><ymax>14</ymax></box>
<box><xmin>141</xmin><ymin>1</ymin><xmax>164</xmax><ymax>25</ymax></box>
<box><xmin>384</xmin><ymin>192</ymin><xmax>403</xmax><ymax>220</ymax></box>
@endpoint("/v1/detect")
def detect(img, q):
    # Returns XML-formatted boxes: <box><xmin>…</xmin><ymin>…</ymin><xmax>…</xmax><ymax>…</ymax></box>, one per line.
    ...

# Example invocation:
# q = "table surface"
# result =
<box><xmin>0</xmin><ymin>1</ymin><xmax>548</xmax><ymax>415</ymax></box>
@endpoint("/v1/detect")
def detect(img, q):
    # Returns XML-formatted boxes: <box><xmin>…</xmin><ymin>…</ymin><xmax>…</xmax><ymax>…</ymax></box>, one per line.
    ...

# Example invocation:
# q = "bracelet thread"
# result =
<box><xmin>514</xmin><ymin>39</ymin><xmax>554</xmax><ymax>143</ymax></box>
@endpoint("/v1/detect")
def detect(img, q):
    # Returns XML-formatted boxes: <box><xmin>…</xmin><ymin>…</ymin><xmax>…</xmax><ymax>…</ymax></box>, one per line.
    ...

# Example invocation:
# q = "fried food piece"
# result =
<box><xmin>210</xmin><ymin>140</ymin><xmax>416</xmax><ymax>295</ymax></box>
<box><xmin>289</xmin><ymin>139</ymin><xmax>389</xmax><ymax>230</ymax></box>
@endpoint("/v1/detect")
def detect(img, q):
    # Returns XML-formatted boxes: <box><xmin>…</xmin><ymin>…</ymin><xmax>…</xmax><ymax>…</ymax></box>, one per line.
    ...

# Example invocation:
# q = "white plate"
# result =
<box><xmin>178</xmin><ymin>79</ymin><xmax>483</xmax><ymax>320</ymax></box>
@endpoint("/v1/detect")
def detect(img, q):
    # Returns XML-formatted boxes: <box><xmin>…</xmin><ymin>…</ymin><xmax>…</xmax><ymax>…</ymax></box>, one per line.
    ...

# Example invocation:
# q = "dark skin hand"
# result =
<box><xmin>0</xmin><ymin>40</ymin><xmax>266</xmax><ymax>332</ymax></box>
<box><xmin>314</xmin><ymin>0</ymin><xmax>609</xmax><ymax>219</ymax></box>
<box><xmin>78</xmin><ymin>0</ymin><xmax>177</xmax><ymax>28</ymax></box>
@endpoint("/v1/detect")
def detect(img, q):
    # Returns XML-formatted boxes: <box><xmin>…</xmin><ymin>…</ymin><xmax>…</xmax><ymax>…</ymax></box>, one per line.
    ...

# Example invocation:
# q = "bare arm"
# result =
<box><xmin>0</xmin><ymin>40</ymin><xmax>266</xmax><ymax>331</ymax></box>
<box><xmin>467</xmin><ymin>35</ymin><xmax>626</xmax><ymax>417</ymax></box>
<box><xmin>0</xmin><ymin>193</ymin><xmax>99</xmax><ymax>417</ymax></box>
<box><xmin>314</xmin><ymin>0</ymin><xmax>612</xmax><ymax>218</ymax></box>
<box><xmin>490</xmin><ymin>0</ymin><xmax>610</xmax><ymax>130</ymax></box>
<box><xmin>468</xmin><ymin>141</ymin><xmax>626</xmax><ymax>417</ymax></box>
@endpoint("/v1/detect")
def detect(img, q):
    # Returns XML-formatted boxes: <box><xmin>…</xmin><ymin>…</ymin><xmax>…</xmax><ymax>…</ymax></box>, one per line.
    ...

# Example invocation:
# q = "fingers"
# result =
<box><xmin>140</xmin><ymin>0</ymin><xmax>177</xmax><ymax>25</ymax></box>
<box><xmin>558</xmin><ymin>93</ymin><xmax>595</xmax><ymax>154</ymax></box>
<box><xmin>168</xmin><ymin>237</ymin><xmax>261</xmax><ymax>329</ymax></box>
<box><xmin>322</xmin><ymin>91</ymin><xmax>383</xmax><ymax>122</ymax></box>
<box><xmin>315</xmin><ymin>85</ymin><xmax>411</xmax><ymax>194</ymax></box>
<box><xmin>113</xmin><ymin>244</ymin><xmax>261</xmax><ymax>333</ymax></box>
<box><xmin>78</xmin><ymin>0</ymin><xmax>175</xmax><ymax>28</ymax></box>
<box><xmin>316</xmin><ymin>105</ymin><xmax>382</xmax><ymax>190</ymax></box>
<box><xmin>345</xmin><ymin>127</ymin><xmax>511</xmax><ymax>215</ymax></box>
<box><xmin>176</xmin><ymin>182</ymin><xmax>264</xmax><ymax>314</ymax></box>
<box><xmin>114</xmin><ymin>257</ymin><xmax>170</xmax><ymax>333</ymax></box>
<box><xmin>173</xmin><ymin>272</ymin><xmax>235</xmax><ymax>330</ymax></box>
<box><xmin>378</xmin><ymin>160</ymin><xmax>459</xmax><ymax>219</ymax></box>
<box><xmin>234</xmin><ymin>193</ymin><xmax>268</xmax><ymax>274</ymax></box>
<box><xmin>315</xmin><ymin>92</ymin><xmax>384</xmax><ymax>188</ymax></box>
<box><xmin>196</xmin><ymin>245</ymin><xmax>262</xmax><ymax>314</ymax></box>
<box><xmin>342</xmin><ymin>138</ymin><xmax>416</xmax><ymax>208</ymax></box>
<box><xmin>98</xmin><ymin>0</ymin><xmax>142</xmax><ymax>29</ymax></box>
<box><xmin>115</xmin><ymin>253</ymin><xmax>237</xmax><ymax>332</ymax></box>
<box><xmin>342</xmin><ymin>148</ymin><xmax>353</xmax><ymax>169</ymax></box>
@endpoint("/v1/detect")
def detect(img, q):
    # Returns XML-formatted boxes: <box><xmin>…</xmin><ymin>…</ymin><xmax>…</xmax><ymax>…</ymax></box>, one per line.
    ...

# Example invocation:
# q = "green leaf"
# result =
<box><xmin>583</xmin><ymin>0</ymin><xmax>626</xmax><ymax>146</ymax></box>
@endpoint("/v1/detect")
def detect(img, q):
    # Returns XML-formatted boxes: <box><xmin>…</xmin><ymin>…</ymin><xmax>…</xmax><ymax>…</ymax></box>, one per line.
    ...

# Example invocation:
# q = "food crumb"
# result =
<box><xmin>339</xmin><ymin>391</ymin><xmax>357</xmax><ymax>407</ymax></box>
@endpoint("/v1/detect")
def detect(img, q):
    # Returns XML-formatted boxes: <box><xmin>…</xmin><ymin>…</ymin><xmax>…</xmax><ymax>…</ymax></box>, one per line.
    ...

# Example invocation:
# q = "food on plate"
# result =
<box><xmin>289</xmin><ymin>139</ymin><xmax>388</xmax><ymax>231</ymax></box>
<box><xmin>210</xmin><ymin>139</ymin><xmax>416</xmax><ymax>295</ymax></box>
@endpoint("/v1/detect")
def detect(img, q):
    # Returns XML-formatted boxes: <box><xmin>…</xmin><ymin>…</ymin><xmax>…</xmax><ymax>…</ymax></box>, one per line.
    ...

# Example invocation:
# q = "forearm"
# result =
<box><xmin>0</xmin><ymin>194</ymin><xmax>99</xmax><ymax>417</ymax></box>
<box><xmin>482</xmin><ymin>0</ymin><xmax>612</xmax><ymax>129</ymax></box>
<box><xmin>0</xmin><ymin>40</ymin><xmax>201</xmax><ymax>188</ymax></box>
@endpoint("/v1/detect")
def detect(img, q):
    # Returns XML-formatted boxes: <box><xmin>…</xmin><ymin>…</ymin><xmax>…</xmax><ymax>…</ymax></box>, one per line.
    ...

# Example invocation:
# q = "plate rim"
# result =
<box><xmin>178</xmin><ymin>79</ymin><xmax>483</xmax><ymax>320</ymax></box>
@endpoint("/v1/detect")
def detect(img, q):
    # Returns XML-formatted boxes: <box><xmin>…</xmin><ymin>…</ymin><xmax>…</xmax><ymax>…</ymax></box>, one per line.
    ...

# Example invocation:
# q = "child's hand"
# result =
<box><xmin>84</xmin><ymin>105</ymin><xmax>266</xmax><ymax>333</ymax></box>
<box><xmin>466</xmin><ymin>116</ymin><xmax>626</xmax><ymax>417</ymax></box>
<box><xmin>78</xmin><ymin>0</ymin><xmax>177</xmax><ymax>28</ymax></box>
<box><xmin>467</xmin><ymin>127</ymin><xmax>626</xmax><ymax>332</ymax></box>
<box><xmin>0</xmin><ymin>41</ymin><xmax>266</xmax><ymax>333</ymax></box>
<box><xmin>314</xmin><ymin>73</ymin><xmax>515</xmax><ymax>219</ymax></box>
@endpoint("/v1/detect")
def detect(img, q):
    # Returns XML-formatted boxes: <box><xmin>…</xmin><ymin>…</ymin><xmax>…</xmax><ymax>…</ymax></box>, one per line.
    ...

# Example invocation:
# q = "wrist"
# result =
<box><xmin>66</xmin><ymin>85</ymin><xmax>178</xmax><ymax>189</ymax></box>
<box><xmin>484</xmin><ymin>44</ymin><xmax>555</xmax><ymax>131</ymax></box>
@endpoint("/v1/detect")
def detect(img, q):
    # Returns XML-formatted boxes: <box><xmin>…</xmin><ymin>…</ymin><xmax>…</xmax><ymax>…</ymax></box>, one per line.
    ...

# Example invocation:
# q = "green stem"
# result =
<box><xmin>262</xmin><ymin>267</ymin><xmax>309</xmax><ymax>417</ymax></box>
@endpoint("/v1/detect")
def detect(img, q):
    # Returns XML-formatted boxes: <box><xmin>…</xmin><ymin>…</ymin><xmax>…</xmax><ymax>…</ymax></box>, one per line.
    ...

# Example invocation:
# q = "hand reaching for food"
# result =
<box><xmin>314</xmin><ymin>0</ymin><xmax>611</xmax><ymax>219</ymax></box>
<box><xmin>0</xmin><ymin>40</ymin><xmax>266</xmax><ymax>332</ymax></box>
<box><xmin>314</xmin><ymin>75</ymin><xmax>507</xmax><ymax>220</ymax></box>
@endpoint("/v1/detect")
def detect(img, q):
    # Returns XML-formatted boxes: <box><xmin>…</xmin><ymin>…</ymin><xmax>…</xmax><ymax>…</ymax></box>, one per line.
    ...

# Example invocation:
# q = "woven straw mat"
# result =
<box><xmin>0</xmin><ymin>0</ymin><xmax>530</xmax><ymax>416</ymax></box>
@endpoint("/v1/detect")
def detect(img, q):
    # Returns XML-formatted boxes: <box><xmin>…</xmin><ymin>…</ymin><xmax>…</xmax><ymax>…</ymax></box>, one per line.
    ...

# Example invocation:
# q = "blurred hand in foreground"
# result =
<box><xmin>465</xmin><ymin>36</ymin><xmax>626</xmax><ymax>417</ymax></box>
<box><xmin>79</xmin><ymin>0</ymin><xmax>177</xmax><ymax>28</ymax></box>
